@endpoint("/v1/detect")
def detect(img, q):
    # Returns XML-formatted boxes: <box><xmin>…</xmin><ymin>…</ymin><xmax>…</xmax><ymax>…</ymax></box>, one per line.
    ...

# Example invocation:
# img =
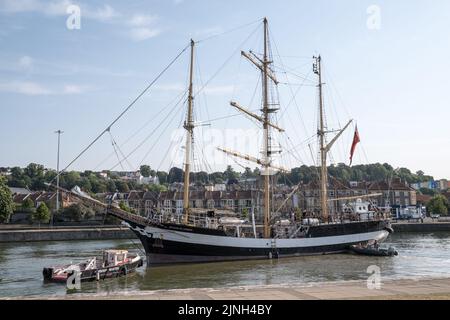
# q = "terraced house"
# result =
<box><xmin>300</xmin><ymin>178</ymin><xmax>417</xmax><ymax>214</ymax></box>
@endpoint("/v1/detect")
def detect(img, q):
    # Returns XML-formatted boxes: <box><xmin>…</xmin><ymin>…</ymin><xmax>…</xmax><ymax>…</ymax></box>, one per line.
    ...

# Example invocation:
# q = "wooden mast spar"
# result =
<box><xmin>183</xmin><ymin>39</ymin><xmax>195</xmax><ymax>224</ymax></box>
<box><xmin>314</xmin><ymin>56</ymin><xmax>353</xmax><ymax>222</ymax></box>
<box><xmin>262</xmin><ymin>17</ymin><xmax>271</xmax><ymax>238</ymax></box>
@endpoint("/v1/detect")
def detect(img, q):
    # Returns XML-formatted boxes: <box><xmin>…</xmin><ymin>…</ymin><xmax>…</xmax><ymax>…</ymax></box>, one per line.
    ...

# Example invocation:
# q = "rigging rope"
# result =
<box><xmin>108</xmin><ymin>129</ymin><xmax>125</xmax><ymax>171</ymax></box>
<box><xmin>48</xmin><ymin>43</ymin><xmax>190</xmax><ymax>186</ymax></box>
<box><xmin>93</xmin><ymin>89</ymin><xmax>188</xmax><ymax>171</ymax></box>
<box><xmin>108</xmin><ymin>92</ymin><xmax>187</xmax><ymax>171</ymax></box>
<box><xmin>195</xmin><ymin>18</ymin><xmax>263</xmax><ymax>44</ymax></box>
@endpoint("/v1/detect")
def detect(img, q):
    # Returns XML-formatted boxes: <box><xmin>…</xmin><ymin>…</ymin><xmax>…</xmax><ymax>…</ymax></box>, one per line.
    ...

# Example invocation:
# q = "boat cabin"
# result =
<box><xmin>103</xmin><ymin>250</ymin><xmax>128</xmax><ymax>267</ymax></box>
<box><xmin>342</xmin><ymin>199</ymin><xmax>376</xmax><ymax>221</ymax></box>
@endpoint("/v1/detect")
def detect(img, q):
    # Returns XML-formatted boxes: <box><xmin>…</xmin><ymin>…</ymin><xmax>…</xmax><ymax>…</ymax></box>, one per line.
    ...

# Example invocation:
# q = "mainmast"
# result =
<box><xmin>183</xmin><ymin>39</ymin><xmax>195</xmax><ymax>224</ymax></box>
<box><xmin>218</xmin><ymin>18</ymin><xmax>282</xmax><ymax>238</ymax></box>
<box><xmin>261</xmin><ymin>17</ymin><xmax>271</xmax><ymax>238</ymax></box>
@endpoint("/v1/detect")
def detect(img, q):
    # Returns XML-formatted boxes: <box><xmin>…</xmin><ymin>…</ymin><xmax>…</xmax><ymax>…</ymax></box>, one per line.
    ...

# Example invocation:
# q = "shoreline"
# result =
<box><xmin>2</xmin><ymin>221</ymin><xmax>450</xmax><ymax>243</ymax></box>
<box><xmin>5</xmin><ymin>276</ymin><xmax>450</xmax><ymax>300</ymax></box>
<box><xmin>0</xmin><ymin>225</ymin><xmax>134</xmax><ymax>242</ymax></box>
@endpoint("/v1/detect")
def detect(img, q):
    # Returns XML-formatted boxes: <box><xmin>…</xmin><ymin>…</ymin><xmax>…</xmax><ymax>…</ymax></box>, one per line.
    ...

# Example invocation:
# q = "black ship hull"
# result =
<box><xmin>123</xmin><ymin>219</ymin><xmax>392</xmax><ymax>265</ymax></box>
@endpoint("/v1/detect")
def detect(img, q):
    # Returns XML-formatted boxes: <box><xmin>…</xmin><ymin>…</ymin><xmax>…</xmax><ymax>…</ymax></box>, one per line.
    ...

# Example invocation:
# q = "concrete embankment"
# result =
<box><xmin>0</xmin><ymin>225</ymin><xmax>135</xmax><ymax>242</ymax></box>
<box><xmin>10</xmin><ymin>277</ymin><xmax>450</xmax><ymax>300</ymax></box>
<box><xmin>1</xmin><ymin>221</ymin><xmax>450</xmax><ymax>243</ymax></box>
<box><xmin>392</xmin><ymin>222</ymin><xmax>450</xmax><ymax>233</ymax></box>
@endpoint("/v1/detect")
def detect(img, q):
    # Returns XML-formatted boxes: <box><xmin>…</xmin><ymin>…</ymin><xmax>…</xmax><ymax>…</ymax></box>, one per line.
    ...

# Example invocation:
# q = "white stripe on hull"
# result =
<box><xmin>130</xmin><ymin>224</ymin><xmax>390</xmax><ymax>250</ymax></box>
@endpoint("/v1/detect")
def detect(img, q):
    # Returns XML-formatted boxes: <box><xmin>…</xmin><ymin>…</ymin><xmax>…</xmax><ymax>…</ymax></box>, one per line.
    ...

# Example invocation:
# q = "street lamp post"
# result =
<box><xmin>53</xmin><ymin>130</ymin><xmax>63</xmax><ymax>226</ymax></box>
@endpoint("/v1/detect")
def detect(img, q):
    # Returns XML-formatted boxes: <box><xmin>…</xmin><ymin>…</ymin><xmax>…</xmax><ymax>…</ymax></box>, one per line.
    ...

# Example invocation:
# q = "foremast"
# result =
<box><xmin>183</xmin><ymin>39</ymin><xmax>195</xmax><ymax>224</ymax></box>
<box><xmin>313</xmin><ymin>56</ymin><xmax>352</xmax><ymax>222</ymax></box>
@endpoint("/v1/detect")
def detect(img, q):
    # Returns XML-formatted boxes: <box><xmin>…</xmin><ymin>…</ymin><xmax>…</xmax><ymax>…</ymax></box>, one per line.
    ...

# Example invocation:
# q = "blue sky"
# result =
<box><xmin>1</xmin><ymin>0</ymin><xmax>449</xmax><ymax>178</ymax></box>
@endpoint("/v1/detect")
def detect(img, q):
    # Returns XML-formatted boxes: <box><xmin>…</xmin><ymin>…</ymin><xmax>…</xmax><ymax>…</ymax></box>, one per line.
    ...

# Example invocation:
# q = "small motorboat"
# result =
<box><xmin>349</xmin><ymin>244</ymin><xmax>398</xmax><ymax>257</ymax></box>
<box><xmin>43</xmin><ymin>249</ymin><xmax>143</xmax><ymax>283</ymax></box>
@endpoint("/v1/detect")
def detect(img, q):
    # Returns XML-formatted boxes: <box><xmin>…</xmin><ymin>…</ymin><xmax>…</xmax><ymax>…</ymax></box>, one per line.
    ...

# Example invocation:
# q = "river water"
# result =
<box><xmin>1</xmin><ymin>232</ymin><xmax>450</xmax><ymax>297</ymax></box>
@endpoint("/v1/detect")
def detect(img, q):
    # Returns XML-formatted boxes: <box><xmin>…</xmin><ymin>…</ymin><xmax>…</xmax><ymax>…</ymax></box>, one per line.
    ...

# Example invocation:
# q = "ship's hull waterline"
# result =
<box><xmin>124</xmin><ymin>220</ymin><xmax>392</xmax><ymax>265</ymax></box>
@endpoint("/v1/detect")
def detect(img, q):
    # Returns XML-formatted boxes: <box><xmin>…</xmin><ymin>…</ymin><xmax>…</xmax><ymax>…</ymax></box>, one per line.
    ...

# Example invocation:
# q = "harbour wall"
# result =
<box><xmin>1</xmin><ymin>222</ymin><xmax>450</xmax><ymax>243</ymax></box>
<box><xmin>0</xmin><ymin>226</ymin><xmax>135</xmax><ymax>242</ymax></box>
<box><xmin>392</xmin><ymin>222</ymin><xmax>450</xmax><ymax>233</ymax></box>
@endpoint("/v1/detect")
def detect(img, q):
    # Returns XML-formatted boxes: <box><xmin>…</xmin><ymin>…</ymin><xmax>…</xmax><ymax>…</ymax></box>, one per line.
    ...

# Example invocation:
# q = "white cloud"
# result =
<box><xmin>128</xmin><ymin>14</ymin><xmax>157</xmax><ymax>27</ymax></box>
<box><xmin>85</xmin><ymin>4</ymin><xmax>119</xmax><ymax>22</ymax></box>
<box><xmin>129</xmin><ymin>27</ymin><xmax>161</xmax><ymax>41</ymax></box>
<box><xmin>63</xmin><ymin>84</ymin><xmax>85</xmax><ymax>94</ymax></box>
<box><xmin>0</xmin><ymin>0</ymin><xmax>118</xmax><ymax>22</ymax></box>
<box><xmin>0</xmin><ymin>80</ymin><xmax>90</xmax><ymax>95</ymax></box>
<box><xmin>0</xmin><ymin>81</ymin><xmax>52</xmax><ymax>95</ymax></box>
<box><xmin>18</xmin><ymin>55</ymin><xmax>33</xmax><ymax>69</ymax></box>
<box><xmin>0</xmin><ymin>1</ymin><xmax>161</xmax><ymax>41</ymax></box>
<box><xmin>0</xmin><ymin>0</ymin><xmax>71</xmax><ymax>16</ymax></box>
<box><xmin>0</xmin><ymin>0</ymin><xmax>40</xmax><ymax>13</ymax></box>
<box><xmin>127</xmin><ymin>14</ymin><xmax>160</xmax><ymax>41</ymax></box>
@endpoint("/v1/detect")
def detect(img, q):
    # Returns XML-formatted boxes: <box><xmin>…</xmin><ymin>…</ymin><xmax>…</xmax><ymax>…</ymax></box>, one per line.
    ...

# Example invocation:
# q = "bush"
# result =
<box><xmin>32</xmin><ymin>203</ymin><xmax>50</xmax><ymax>225</ymax></box>
<box><xmin>61</xmin><ymin>203</ymin><xmax>95</xmax><ymax>222</ymax></box>
<box><xmin>0</xmin><ymin>177</ymin><xmax>15</xmax><ymax>223</ymax></box>
<box><xmin>427</xmin><ymin>195</ymin><xmax>449</xmax><ymax>216</ymax></box>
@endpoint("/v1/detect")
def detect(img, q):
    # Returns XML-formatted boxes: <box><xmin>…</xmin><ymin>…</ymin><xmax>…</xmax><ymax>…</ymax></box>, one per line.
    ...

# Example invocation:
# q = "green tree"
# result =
<box><xmin>242</xmin><ymin>167</ymin><xmax>254</xmax><ymax>179</ymax></box>
<box><xmin>106</xmin><ymin>180</ymin><xmax>117</xmax><ymax>192</ymax></box>
<box><xmin>168</xmin><ymin>167</ymin><xmax>184</xmax><ymax>183</ymax></box>
<box><xmin>241</xmin><ymin>207</ymin><xmax>249</xmax><ymax>220</ymax></box>
<box><xmin>9</xmin><ymin>167</ymin><xmax>31</xmax><ymax>188</ymax></box>
<box><xmin>61</xmin><ymin>203</ymin><xmax>95</xmax><ymax>222</ymax></box>
<box><xmin>419</xmin><ymin>188</ymin><xmax>436</xmax><ymax>196</ymax></box>
<box><xmin>140</xmin><ymin>165</ymin><xmax>151</xmax><ymax>178</ymax></box>
<box><xmin>61</xmin><ymin>171</ymin><xmax>81</xmax><ymax>189</ymax></box>
<box><xmin>224</xmin><ymin>165</ymin><xmax>238</xmax><ymax>181</ymax></box>
<box><xmin>209</xmin><ymin>172</ymin><xmax>224</xmax><ymax>184</ymax></box>
<box><xmin>192</xmin><ymin>171</ymin><xmax>208</xmax><ymax>184</ymax></box>
<box><xmin>147</xmin><ymin>184</ymin><xmax>167</xmax><ymax>192</ymax></box>
<box><xmin>21</xmin><ymin>198</ymin><xmax>35</xmax><ymax>212</ymax></box>
<box><xmin>0</xmin><ymin>177</ymin><xmax>14</xmax><ymax>223</ymax></box>
<box><xmin>24</xmin><ymin>163</ymin><xmax>44</xmax><ymax>179</ymax></box>
<box><xmin>427</xmin><ymin>195</ymin><xmax>449</xmax><ymax>216</ymax></box>
<box><xmin>33</xmin><ymin>202</ymin><xmax>50</xmax><ymax>226</ymax></box>
<box><xmin>119</xmin><ymin>201</ymin><xmax>135</xmax><ymax>213</ymax></box>
<box><xmin>156</xmin><ymin>171</ymin><xmax>168</xmax><ymax>184</ymax></box>
<box><xmin>115</xmin><ymin>180</ymin><xmax>130</xmax><ymax>193</ymax></box>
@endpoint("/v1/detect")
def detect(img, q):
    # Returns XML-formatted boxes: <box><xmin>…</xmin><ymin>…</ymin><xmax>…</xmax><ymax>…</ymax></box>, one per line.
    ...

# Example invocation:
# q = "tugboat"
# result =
<box><xmin>43</xmin><ymin>250</ymin><xmax>143</xmax><ymax>283</ymax></box>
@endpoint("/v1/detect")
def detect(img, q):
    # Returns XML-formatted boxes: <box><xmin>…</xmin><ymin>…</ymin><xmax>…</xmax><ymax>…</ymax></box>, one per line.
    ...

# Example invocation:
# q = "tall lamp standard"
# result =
<box><xmin>53</xmin><ymin>130</ymin><xmax>63</xmax><ymax>226</ymax></box>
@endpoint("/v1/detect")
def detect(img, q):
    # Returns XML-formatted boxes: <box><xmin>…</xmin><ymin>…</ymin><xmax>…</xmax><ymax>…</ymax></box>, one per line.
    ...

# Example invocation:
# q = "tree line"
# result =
<box><xmin>1</xmin><ymin>162</ymin><xmax>437</xmax><ymax>195</ymax></box>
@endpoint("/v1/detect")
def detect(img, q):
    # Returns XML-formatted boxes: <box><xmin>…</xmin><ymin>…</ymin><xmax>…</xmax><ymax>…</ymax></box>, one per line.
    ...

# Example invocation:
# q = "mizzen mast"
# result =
<box><xmin>314</xmin><ymin>56</ymin><xmax>328</xmax><ymax>221</ymax></box>
<box><xmin>314</xmin><ymin>55</ymin><xmax>353</xmax><ymax>222</ymax></box>
<box><xmin>183</xmin><ymin>39</ymin><xmax>195</xmax><ymax>224</ymax></box>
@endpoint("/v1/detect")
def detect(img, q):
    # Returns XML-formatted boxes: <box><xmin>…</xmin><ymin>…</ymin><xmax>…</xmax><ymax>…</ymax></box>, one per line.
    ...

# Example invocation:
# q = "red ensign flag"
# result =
<box><xmin>349</xmin><ymin>126</ymin><xmax>360</xmax><ymax>166</ymax></box>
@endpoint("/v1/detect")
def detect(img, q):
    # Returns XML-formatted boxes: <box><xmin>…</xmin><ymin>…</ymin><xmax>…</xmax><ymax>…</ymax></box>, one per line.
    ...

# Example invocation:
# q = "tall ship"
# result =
<box><xmin>57</xmin><ymin>18</ymin><xmax>393</xmax><ymax>265</ymax></box>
